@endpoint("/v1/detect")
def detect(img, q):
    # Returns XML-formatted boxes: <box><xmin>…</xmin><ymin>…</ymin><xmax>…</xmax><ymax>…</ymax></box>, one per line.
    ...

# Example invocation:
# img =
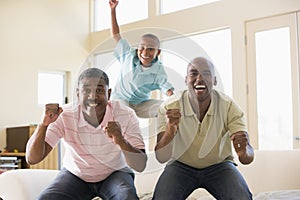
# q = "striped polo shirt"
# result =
<box><xmin>45</xmin><ymin>101</ymin><xmax>145</xmax><ymax>182</ymax></box>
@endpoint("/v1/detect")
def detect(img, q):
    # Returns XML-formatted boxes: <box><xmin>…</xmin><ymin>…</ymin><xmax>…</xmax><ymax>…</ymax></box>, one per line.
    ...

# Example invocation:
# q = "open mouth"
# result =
<box><xmin>88</xmin><ymin>102</ymin><xmax>98</xmax><ymax>107</ymax></box>
<box><xmin>141</xmin><ymin>55</ymin><xmax>150</xmax><ymax>59</ymax></box>
<box><xmin>194</xmin><ymin>84</ymin><xmax>206</xmax><ymax>91</ymax></box>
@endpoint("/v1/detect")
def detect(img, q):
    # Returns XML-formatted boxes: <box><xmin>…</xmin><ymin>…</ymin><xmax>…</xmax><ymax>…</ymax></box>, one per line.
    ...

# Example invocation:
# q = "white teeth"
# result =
<box><xmin>195</xmin><ymin>85</ymin><xmax>206</xmax><ymax>90</ymax></box>
<box><xmin>89</xmin><ymin>103</ymin><xmax>97</xmax><ymax>107</ymax></box>
<box><xmin>141</xmin><ymin>55</ymin><xmax>149</xmax><ymax>59</ymax></box>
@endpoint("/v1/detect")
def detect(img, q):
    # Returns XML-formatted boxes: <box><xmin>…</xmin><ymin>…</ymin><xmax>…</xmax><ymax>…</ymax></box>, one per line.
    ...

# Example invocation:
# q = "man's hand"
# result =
<box><xmin>165</xmin><ymin>109</ymin><xmax>181</xmax><ymax>135</ymax></box>
<box><xmin>42</xmin><ymin>103</ymin><xmax>63</xmax><ymax>127</ymax></box>
<box><xmin>231</xmin><ymin>131</ymin><xmax>254</xmax><ymax>164</ymax></box>
<box><xmin>104</xmin><ymin>120</ymin><xmax>147</xmax><ymax>172</ymax></box>
<box><xmin>166</xmin><ymin>109</ymin><xmax>181</xmax><ymax>126</ymax></box>
<box><xmin>105</xmin><ymin>121</ymin><xmax>125</xmax><ymax>145</ymax></box>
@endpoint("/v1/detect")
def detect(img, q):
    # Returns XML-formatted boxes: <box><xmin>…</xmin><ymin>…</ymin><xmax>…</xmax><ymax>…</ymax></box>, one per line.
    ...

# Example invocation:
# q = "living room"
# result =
<box><xmin>0</xmin><ymin>0</ymin><xmax>300</xmax><ymax>199</ymax></box>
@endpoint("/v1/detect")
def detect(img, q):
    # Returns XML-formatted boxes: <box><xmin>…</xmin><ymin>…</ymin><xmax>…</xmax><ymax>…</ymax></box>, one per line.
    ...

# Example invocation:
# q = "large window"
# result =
<box><xmin>93</xmin><ymin>28</ymin><xmax>232</xmax><ymax>152</ymax></box>
<box><xmin>93</xmin><ymin>0</ymin><xmax>221</xmax><ymax>31</ymax></box>
<box><xmin>256</xmin><ymin>28</ymin><xmax>293</xmax><ymax>150</ymax></box>
<box><xmin>160</xmin><ymin>28</ymin><xmax>232</xmax><ymax>97</ymax></box>
<box><xmin>246</xmin><ymin>13</ymin><xmax>300</xmax><ymax>150</ymax></box>
<box><xmin>160</xmin><ymin>0</ymin><xmax>220</xmax><ymax>14</ymax></box>
<box><xmin>93</xmin><ymin>0</ymin><xmax>148</xmax><ymax>32</ymax></box>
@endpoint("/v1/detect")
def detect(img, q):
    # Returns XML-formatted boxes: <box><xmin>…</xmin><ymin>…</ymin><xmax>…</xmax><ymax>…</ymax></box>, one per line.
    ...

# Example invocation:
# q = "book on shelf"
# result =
<box><xmin>0</xmin><ymin>156</ymin><xmax>21</xmax><ymax>171</ymax></box>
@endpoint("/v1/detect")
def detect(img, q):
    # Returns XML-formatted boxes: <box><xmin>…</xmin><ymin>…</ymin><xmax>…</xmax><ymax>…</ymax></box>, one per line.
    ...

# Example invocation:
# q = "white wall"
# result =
<box><xmin>0</xmin><ymin>0</ymin><xmax>90</xmax><ymax>150</ymax></box>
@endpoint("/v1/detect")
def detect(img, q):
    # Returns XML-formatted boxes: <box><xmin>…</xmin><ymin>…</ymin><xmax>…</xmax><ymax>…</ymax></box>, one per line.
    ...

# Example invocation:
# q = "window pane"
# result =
<box><xmin>94</xmin><ymin>0</ymin><xmax>148</xmax><ymax>32</ymax></box>
<box><xmin>38</xmin><ymin>72</ymin><xmax>65</xmax><ymax>105</ymax></box>
<box><xmin>189</xmin><ymin>29</ymin><xmax>232</xmax><ymax>96</ymax></box>
<box><xmin>255</xmin><ymin>27</ymin><xmax>293</xmax><ymax>150</ymax></box>
<box><xmin>94</xmin><ymin>51</ymin><xmax>119</xmax><ymax>89</ymax></box>
<box><xmin>161</xmin><ymin>28</ymin><xmax>232</xmax><ymax>97</ymax></box>
<box><xmin>160</xmin><ymin>0</ymin><xmax>220</xmax><ymax>14</ymax></box>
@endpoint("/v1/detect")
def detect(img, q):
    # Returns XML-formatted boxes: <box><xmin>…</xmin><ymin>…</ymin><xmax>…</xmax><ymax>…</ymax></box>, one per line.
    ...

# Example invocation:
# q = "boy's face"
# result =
<box><xmin>76</xmin><ymin>77</ymin><xmax>111</xmax><ymax>120</ymax></box>
<box><xmin>137</xmin><ymin>36</ymin><xmax>161</xmax><ymax>67</ymax></box>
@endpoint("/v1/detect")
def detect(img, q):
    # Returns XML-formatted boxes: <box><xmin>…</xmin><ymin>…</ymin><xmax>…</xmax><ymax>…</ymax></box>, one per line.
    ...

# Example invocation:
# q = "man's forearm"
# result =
<box><xmin>25</xmin><ymin>124</ymin><xmax>49</xmax><ymax>165</ymax></box>
<box><xmin>119</xmin><ymin>140</ymin><xmax>147</xmax><ymax>172</ymax></box>
<box><xmin>154</xmin><ymin>129</ymin><xmax>176</xmax><ymax>163</ymax></box>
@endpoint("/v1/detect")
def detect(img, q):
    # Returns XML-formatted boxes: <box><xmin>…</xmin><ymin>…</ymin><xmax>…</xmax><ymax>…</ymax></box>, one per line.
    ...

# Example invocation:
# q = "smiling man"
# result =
<box><xmin>153</xmin><ymin>57</ymin><xmax>254</xmax><ymax>200</ymax></box>
<box><xmin>26</xmin><ymin>68</ymin><xmax>147</xmax><ymax>200</ymax></box>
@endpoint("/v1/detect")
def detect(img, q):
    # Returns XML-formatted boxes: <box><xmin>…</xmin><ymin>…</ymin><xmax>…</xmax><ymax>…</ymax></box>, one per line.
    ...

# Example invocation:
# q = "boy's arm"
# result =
<box><xmin>160</xmin><ymin>80</ymin><xmax>174</xmax><ymax>97</ymax></box>
<box><xmin>156</xmin><ymin>67</ymin><xmax>174</xmax><ymax>96</ymax></box>
<box><xmin>109</xmin><ymin>0</ymin><xmax>121</xmax><ymax>43</ymax></box>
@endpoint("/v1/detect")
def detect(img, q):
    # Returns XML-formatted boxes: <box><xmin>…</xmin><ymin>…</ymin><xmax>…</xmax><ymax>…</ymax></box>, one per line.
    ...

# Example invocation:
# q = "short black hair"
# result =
<box><xmin>140</xmin><ymin>33</ymin><xmax>160</xmax><ymax>48</ymax></box>
<box><xmin>77</xmin><ymin>68</ymin><xmax>109</xmax><ymax>87</ymax></box>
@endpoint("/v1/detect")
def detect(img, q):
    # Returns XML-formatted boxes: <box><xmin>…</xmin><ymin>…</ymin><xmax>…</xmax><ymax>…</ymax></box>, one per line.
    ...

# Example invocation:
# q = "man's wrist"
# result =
<box><xmin>39</xmin><ymin>123</ymin><xmax>49</xmax><ymax>129</ymax></box>
<box><xmin>118</xmin><ymin>138</ymin><xmax>129</xmax><ymax>149</ymax></box>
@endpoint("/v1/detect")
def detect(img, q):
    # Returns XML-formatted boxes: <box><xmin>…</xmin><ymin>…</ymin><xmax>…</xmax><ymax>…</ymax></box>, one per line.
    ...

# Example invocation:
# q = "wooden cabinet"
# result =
<box><xmin>29</xmin><ymin>145</ymin><xmax>59</xmax><ymax>170</ymax></box>
<box><xmin>6</xmin><ymin>125</ymin><xmax>36</xmax><ymax>152</ymax></box>
<box><xmin>1</xmin><ymin>125</ymin><xmax>59</xmax><ymax>170</ymax></box>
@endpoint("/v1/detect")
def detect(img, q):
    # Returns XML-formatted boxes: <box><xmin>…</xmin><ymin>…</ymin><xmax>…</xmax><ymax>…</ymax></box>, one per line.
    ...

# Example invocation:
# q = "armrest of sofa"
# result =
<box><xmin>0</xmin><ymin>169</ymin><xmax>59</xmax><ymax>200</ymax></box>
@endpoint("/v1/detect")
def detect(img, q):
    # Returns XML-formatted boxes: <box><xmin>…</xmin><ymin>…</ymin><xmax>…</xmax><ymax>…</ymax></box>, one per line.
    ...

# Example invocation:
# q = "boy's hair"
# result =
<box><xmin>141</xmin><ymin>33</ymin><xmax>160</xmax><ymax>48</ymax></box>
<box><xmin>77</xmin><ymin>68</ymin><xmax>109</xmax><ymax>86</ymax></box>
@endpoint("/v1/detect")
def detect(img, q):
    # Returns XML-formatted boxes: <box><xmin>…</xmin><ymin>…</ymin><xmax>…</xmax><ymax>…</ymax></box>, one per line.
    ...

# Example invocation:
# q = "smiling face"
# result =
<box><xmin>185</xmin><ymin>57</ymin><xmax>217</xmax><ymax>103</ymax></box>
<box><xmin>76</xmin><ymin>69</ymin><xmax>111</xmax><ymax>125</ymax></box>
<box><xmin>136</xmin><ymin>34</ymin><xmax>161</xmax><ymax>67</ymax></box>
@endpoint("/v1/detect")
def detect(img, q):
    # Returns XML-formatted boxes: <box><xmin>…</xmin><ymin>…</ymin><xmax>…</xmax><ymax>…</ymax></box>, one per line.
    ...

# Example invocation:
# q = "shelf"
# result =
<box><xmin>2</xmin><ymin>125</ymin><xmax>59</xmax><ymax>170</ymax></box>
<box><xmin>0</xmin><ymin>156</ymin><xmax>17</xmax><ymax>161</ymax></box>
<box><xmin>0</xmin><ymin>152</ymin><xmax>26</xmax><ymax>157</ymax></box>
<box><xmin>0</xmin><ymin>164</ymin><xmax>18</xmax><ymax>168</ymax></box>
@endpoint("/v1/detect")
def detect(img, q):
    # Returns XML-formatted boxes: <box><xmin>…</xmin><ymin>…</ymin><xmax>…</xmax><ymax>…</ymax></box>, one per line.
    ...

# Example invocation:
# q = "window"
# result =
<box><xmin>94</xmin><ymin>52</ymin><xmax>153</xmax><ymax>151</ymax></box>
<box><xmin>38</xmin><ymin>71</ymin><xmax>67</xmax><ymax>106</ymax></box>
<box><xmin>255</xmin><ymin>28</ymin><xmax>293</xmax><ymax>150</ymax></box>
<box><xmin>246</xmin><ymin>13</ymin><xmax>300</xmax><ymax>150</ymax></box>
<box><xmin>93</xmin><ymin>28</ymin><xmax>232</xmax><ymax>152</ymax></box>
<box><xmin>160</xmin><ymin>28</ymin><xmax>232</xmax><ymax>97</ymax></box>
<box><xmin>93</xmin><ymin>0</ymin><xmax>148</xmax><ymax>32</ymax></box>
<box><xmin>160</xmin><ymin>0</ymin><xmax>220</xmax><ymax>14</ymax></box>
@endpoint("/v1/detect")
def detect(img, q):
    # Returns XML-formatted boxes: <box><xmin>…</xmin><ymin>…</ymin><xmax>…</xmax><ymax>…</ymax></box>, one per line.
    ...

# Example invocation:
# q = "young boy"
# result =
<box><xmin>109</xmin><ymin>0</ymin><xmax>174</xmax><ymax>118</ymax></box>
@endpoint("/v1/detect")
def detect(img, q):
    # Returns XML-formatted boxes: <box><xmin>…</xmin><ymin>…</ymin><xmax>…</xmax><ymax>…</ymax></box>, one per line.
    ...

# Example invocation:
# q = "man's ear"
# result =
<box><xmin>108</xmin><ymin>88</ymin><xmax>112</xmax><ymax>100</ymax></box>
<box><xmin>214</xmin><ymin>76</ymin><xmax>217</xmax><ymax>86</ymax></box>
<box><xmin>76</xmin><ymin>88</ymin><xmax>79</xmax><ymax>99</ymax></box>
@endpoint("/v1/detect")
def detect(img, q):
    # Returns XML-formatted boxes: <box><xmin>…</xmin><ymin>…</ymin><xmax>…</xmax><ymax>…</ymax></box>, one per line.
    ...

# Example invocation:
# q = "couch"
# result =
<box><xmin>1</xmin><ymin>150</ymin><xmax>300</xmax><ymax>200</ymax></box>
